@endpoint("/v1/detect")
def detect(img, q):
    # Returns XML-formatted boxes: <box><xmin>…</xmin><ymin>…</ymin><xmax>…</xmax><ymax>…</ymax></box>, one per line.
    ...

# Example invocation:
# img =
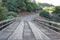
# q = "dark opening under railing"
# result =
<box><xmin>0</xmin><ymin>18</ymin><xmax>16</xmax><ymax>30</ymax></box>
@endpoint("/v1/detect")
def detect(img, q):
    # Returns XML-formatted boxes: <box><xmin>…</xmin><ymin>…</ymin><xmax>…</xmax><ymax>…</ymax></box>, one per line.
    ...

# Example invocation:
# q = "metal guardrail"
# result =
<box><xmin>0</xmin><ymin>18</ymin><xmax>16</xmax><ymax>30</ymax></box>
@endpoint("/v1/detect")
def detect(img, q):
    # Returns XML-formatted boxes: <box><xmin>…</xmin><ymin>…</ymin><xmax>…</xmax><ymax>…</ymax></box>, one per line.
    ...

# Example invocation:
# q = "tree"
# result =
<box><xmin>43</xmin><ymin>6</ymin><xmax>55</xmax><ymax>12</ymax></box>
<box><xmin>53</xmin><ymin>6</ymin><xmax>60</xmax><ymax>13</ymax></box>
<box><xmin>0</xmin><ymin>0</ymin><xmax>8</xmax><ymax>21</ymax></box>
<box><xmin>0</xmin><ymin>0</ymin><xmax>2</xmax><ymax>6</ymax></box>
<box><xmin>2</xmin><ymin>0</ymin><xmax>26</xmax><ymax>12</ymax></box>
<box><xmin>2</xmin><ymin>0</ymin><xmax>39</xmax><ymax>12</ymax></box>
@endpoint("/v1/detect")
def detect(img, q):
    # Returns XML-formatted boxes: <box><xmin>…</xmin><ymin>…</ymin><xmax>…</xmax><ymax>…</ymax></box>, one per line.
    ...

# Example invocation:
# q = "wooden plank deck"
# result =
<box><xmin>33</xmin><ymin>20</ymin><xmax>60</xmax><ymax>40</ymax></box>
<box><xmin>0</xmin><ymin>21</ymin><xmax>19</xmax><ymax>40</ymax></box>
<box><xmin>8</xmin><ymin>22</ymin><xmax>24</xmax><ymax>40</ymax></box>
<box><xmin>28</xmin><ymin>21</ymin><xmax>50</xmax><ymax>40</ymax></box>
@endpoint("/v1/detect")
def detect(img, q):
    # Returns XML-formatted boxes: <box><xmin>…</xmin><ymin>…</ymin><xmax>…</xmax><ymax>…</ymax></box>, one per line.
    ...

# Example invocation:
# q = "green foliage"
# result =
<box><xmin>7</xmin><ymin>12</ymin><xmax>16</xmax><ymax>19</ymax></box>
<box><xmin>7</xmin><ymin>16</ymin><xmax>14</xmax><ymax>19</ymax></box>
<box><xmin>0</xmin><ymin>0</ymin><xmax>17</xmax><ymax>21</ymax></box>
<box><xmin>39</xmin><ymin>6</ymin><xmax>60</xmax><ymax>22</ymax></box>
<box><xmin>26</xmin><ymin>2</ymin><xmax>33</xmax><ymax>11</ymax></box>
<box><xmin>2</xmin><ymin>0</ymin><xmax>20</xmax><ymax>12</ymax></box>
<box><xmin>0</xmin><ymin>6</ymin><xmax>8</xmax><ymax>21</ymax></box>
<box><xmin>0</xmin><ymin>0</ymin><xmax>2</xmax><ymax>6</ymax></box>
<box><xmin>43</xmin><ymin>6</ymin><xmax>55</xmax><ymax>12</ymax></box>
<box><xmin>7</xmin><ymin>12</ymin><xmax>16</xmax><ymax>17</ymax></box>
<box><xmin>52</xmin><ymin>6</ymin><xmax>60</xmax><ymax>22</ymax></box>
<box><xmin>26</xmin><ymin>2</ymin><xmax>38</xmax><ymax>11</ymax></box>
<box><xmin>31</xmin><ymin>3</ymin><xmax>38</xmax><ymax>10</ymax></box>
<box><xmin>53</xmin><ymin>6</ymin><xmax>60</xmax><ymax>13</ymax></box>
<box><xmin>39</xmin><ymin>3</ymin><xmax>53</xmax><ymax>7</ymax></box>
<box><xmin>2</xmin><ymin>0</ymin><xmax>38</xmax><ymax>12</ymax></box>
<box><xmin>39</xmin><ymin>10</ymin><xmax>50</xmax><ymax>18</ymax></box>
<box><xmin>2</xmin><ymin>0</ymin><xmax>26</xmax><ymax>12</ymax></box>
<box><xmin>0</xmin><ymin>0</ymin><xmax>8</xmax><ymax>21</ymax></box>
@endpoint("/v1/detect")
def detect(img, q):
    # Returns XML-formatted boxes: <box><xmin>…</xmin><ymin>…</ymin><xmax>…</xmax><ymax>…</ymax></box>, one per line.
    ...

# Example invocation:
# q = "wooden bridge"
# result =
<box><xmin>0</xmin><ymin>14</ymin><xmax>60</xmax><ymax>40</ymax></box>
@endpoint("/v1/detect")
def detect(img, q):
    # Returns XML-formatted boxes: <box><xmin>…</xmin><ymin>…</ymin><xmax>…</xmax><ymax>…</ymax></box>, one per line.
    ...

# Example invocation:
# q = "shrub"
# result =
<box><xmin>53</xmin><ymin>6</ymin><xmax>60</xmax><ymax>14</ymax></box>
<box><xmin>31</xmin><ymin>3</ymin><xmax>38</xmax><ymax>11</ymax></box>
<box><xmin>26</xmin><ymin>2</ymin><xmax>38</xmax><ymax>12</ymax></box>
<box><xmin>51</xmin><ymin>14</ymin><xmax>60</xmax><ymax>22</ymax></box>
<box><xmin>39</xmin><ymin>10</ymin><xmax>50</xmax><ymax>18</ymax></box>
<box><xmin>7</xmin><ymin>16</ymin><xmax>14</xmax><ymax>19</ymax></box>
<box><xmin>43</xmin><ymin>6</ymin><xmax>55</xmax><ymax>12</ymax></box>
<box><xmin>26</xmin><ymin>3</ymin><xmax>33</xmax><ymax>11</ymax></box>
<box><xmin>0</xmin><ymin>6</ymin><xmax>8</xmax><ymax>21</ymax></box>
<box><xmin>7</xmin><ymin>12</ymin><xmax>16</xmax><ymax>17</ymax></box>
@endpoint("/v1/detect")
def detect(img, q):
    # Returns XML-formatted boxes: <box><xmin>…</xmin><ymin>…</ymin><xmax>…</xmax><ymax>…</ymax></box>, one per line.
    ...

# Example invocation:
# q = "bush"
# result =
<box><xmin>7</xmin><ymin>16</ymin><xmax>14</xmax><ymax>19</ymax></box>
<box><xmin>31</xmin><ymin>3</ymin><xmax>38</xmax><ymax>11</ymax></box>
<box><xmin>39</xmin><ymin>10</ymin><xmax>50</xmax><ymax>18</ymax></box>
<box><xmin>2</xmin><ymin>0</ymin><xmax>39</xmax><ymax>12</ymax></box>
<box><xmin>43</xmin><ymin>6</ymin><xmax>55</xmax><ymax>12</ymax></box>
<box><xmin>51</xmin><ymin>14</ymin><xmax>60</xmax><ymax>22</ymax></box>
<box><xmin>53</xmin><ymin>6</ymin><xmax>60</xmax><ymax>13</ymax></box>
<box><xmin>7</xmin><ymin>12</ymin><xmax>16</xmax><ymax>17</ymax></box>
<box><xmin>0</xmin><ymin>6</ymin><xmax>8</xmax><ymax>21</ymax></box>
<box><xmin>26</xmin><ymin>3</ymin><xmax>33</xmax><ymax>11</ymax></box>
<box><xmin>26</xmin><ymin>2</ymin><xmax>38</xmax><ymax>12</ymax></box>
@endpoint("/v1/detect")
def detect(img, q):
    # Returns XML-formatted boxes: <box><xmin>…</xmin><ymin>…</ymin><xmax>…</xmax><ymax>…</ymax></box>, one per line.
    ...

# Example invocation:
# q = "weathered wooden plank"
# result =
<box><xmin>33</xmin><ymin>21</ymin><xmax>60</xmax><ymax>40</ymax></box>
<box><xmin>0</xmin><ymin>21</ymin><xmax>14</xmax><ymax>30</ymax></box>
<box><xmin>0</xmin><ymin>18</ymin><xmax>16</xmax><ymax>24</ymax></box>
<box><xmin>28</xmin><ymin>21</ymin><xmax>50</xmax><ymax>40</ymax></box>
<box><xmin>8</xmin><ymin>21</ymin><xmax>24</xmax><ymax>40</ymax></box>
<box><xmin>36</xmin><ymin>18</ymin><xmax>60</xmax><ymax>25</ymax></box>
<box><xmin>35</xmin><ymin>18</ymin><xmax>60</xmax><ymax>32</ymax></box>
<box><xmin>0</xmin><ymin>22</ymin><xmax>19</xmax><ymax>40</ymax></box>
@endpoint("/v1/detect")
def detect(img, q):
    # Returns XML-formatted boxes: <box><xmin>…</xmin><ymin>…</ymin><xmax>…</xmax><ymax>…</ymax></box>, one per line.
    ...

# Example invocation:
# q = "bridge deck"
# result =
<box><xmin>0</xmin><ymin>14</ymin><xmax>60</xmax><ymax>40</ymax></box>
<box><xmin>33</xmin><ymin>21</ymin><xmax>60</xmax><ymax>40</ymax></box>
